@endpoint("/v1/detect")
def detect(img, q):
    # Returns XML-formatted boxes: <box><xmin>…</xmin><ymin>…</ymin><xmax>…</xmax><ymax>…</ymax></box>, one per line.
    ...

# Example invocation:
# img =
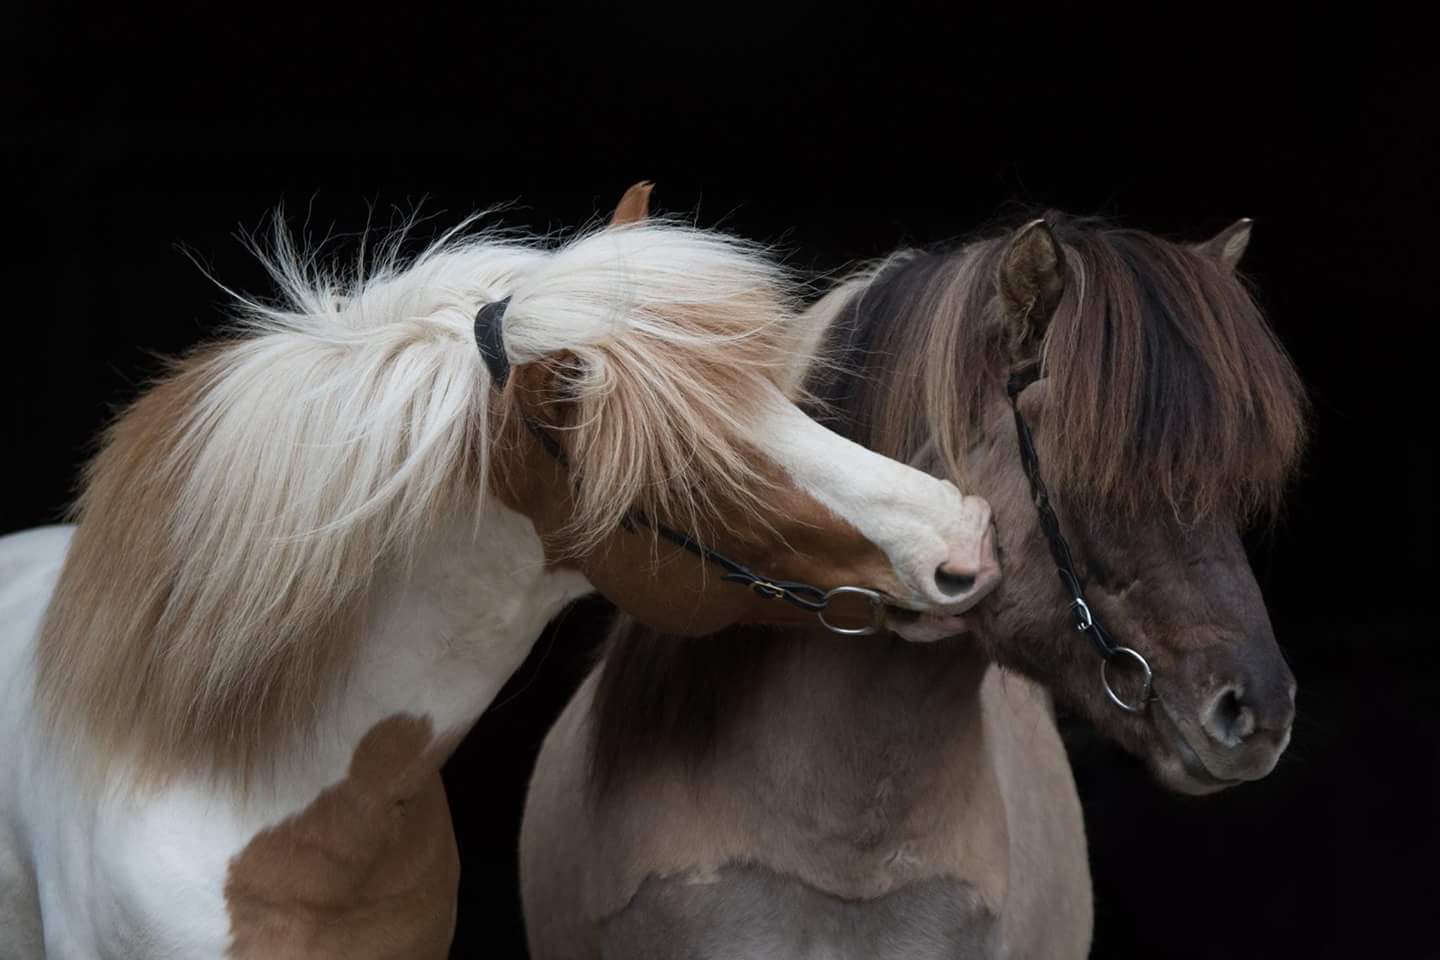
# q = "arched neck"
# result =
<box><xmin>261</xmin><ymin>500</ymin><xmax>592</xmax><ymax>810</ymax></box>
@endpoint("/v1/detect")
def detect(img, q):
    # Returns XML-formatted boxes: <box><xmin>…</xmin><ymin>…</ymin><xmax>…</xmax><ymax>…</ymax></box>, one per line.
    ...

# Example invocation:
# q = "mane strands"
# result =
<box><xmin>840</xmin><ymin>214</ymin><xmax>1308</xmax><ymax>520</ymax></box>
<box><xmin>499</xmin><ymin>222</ymin><xmax>804</xmax><ymax>555</ymax></box>
<box><xmin>35</xmin><ymin>217</ymin><xmax>802</xmax><ymax>792</ymax></box>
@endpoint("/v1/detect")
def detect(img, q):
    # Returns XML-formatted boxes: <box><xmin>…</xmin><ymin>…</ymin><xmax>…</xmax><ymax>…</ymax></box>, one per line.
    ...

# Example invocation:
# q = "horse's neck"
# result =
<box><xmin>273</xmin><ymin>499</ymin><xmax>592</xmax><ymax>807</ymax></box>
<box><xmin>167</xmin><ymin>500</ymin><xmax>592</xmax><ymax>954</ymax></box>
<box><xmin>738</xmin><ymin>634</ymin><xmax>993</xmax><ymax>799</ymax></box>
<box><xmin>647</xmin><ymin>631</ymin><xmax>1013</xmax><ymax>901</ymax></box>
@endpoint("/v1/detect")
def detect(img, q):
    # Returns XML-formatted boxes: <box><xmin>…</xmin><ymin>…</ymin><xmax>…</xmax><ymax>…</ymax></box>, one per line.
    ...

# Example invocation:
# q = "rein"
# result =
<box><xmin>474</xmin><ymin>298</ymin><xmax>886</xmax><ymax>637</ymax></box>
<box><xmin>1006</xmin><ymin>363</ymin><xmax>1154</xmax><ymax>712</ymax></box>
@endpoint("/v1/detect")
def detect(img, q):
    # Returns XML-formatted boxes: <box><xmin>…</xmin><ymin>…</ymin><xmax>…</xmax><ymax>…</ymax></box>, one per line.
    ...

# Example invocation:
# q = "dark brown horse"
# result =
<box><xmin>520</xmin><ymin>211</ymin><xmax>1307</xmax><ymax>958</ymax></box>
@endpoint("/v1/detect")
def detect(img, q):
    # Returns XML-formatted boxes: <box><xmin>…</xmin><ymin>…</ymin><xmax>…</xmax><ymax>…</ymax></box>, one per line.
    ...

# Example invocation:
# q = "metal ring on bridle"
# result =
<box><xmin>817</xmin><ymin>585</ymin><xmax>887</xmax><ymax>636</ymax></box>
<box><xmin>1100</xmin><ymin>645</ymin><xmax>1154</xmax><ymax>713</ymax></box>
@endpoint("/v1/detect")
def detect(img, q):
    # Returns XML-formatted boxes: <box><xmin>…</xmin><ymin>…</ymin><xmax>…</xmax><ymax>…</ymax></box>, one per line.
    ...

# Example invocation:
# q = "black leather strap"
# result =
<box><xmin>522</xmin><ymin>416</ymin><xmax>570</xmax><ymax>466</ymax></box>
<box><xmin>632</xmin><ymin>516</ymin><xmax>830</xmax><ymax>611</ymax></box>
<box><xmin>1006</xmin><ymin>366</ymin><xmax>1120</xmax><ymax>658</ymax></box>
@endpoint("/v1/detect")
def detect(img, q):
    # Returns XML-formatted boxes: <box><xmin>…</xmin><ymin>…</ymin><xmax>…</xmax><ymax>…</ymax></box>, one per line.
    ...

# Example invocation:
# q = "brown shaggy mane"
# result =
<box><xmin>814</xmin><ymin>212</ymin><xmax>1308</xmax><ymax>520</ymax></box>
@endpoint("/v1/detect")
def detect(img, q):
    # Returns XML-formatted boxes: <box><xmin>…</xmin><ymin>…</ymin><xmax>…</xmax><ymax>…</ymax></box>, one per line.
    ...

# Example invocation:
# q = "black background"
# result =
<box><xmin>10</xmin><ymin>6</ymin><xmax>1433</xmax><ymax>958</ymax></box>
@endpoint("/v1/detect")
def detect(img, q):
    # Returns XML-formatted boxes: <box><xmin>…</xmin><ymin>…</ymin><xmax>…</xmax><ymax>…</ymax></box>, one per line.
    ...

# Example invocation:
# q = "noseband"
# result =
<box><xmin>1006</xmin><ymin>364</ymin><xmax>1154</xmax><ymax>712</ymax></box>
<box><xmin>475</xmin><ymin>298</ymin><xmax>886</xmax><ymax>637</ymax></box>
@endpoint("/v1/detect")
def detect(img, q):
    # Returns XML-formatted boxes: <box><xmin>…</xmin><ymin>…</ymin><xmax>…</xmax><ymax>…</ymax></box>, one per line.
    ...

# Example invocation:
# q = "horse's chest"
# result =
<box><xmin>601</xmin><ymin>863</ymin><xmax>1000</xmax><ymax>960</ymax></box>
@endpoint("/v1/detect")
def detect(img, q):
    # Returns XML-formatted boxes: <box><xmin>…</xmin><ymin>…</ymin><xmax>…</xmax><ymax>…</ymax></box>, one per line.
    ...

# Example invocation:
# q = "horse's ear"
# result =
<box><xmin>609</xmin><ymin>181</ymin><xmax>654</xmax><ymax>227</ymax></box>
<box><xmin>1193</xmin><ymin>218</ymin><xmax>1253</xmax><ymax>272</ymax></box>
<box><xmin>999</xmin><ymin>218</ymin><xmax>1066</xmax><ymax>361</ymax></box>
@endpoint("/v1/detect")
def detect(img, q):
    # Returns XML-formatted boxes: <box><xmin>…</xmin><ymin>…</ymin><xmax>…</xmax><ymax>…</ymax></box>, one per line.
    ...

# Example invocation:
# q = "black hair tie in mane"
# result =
<box><xmin>474</xmin><ymin>296</ymin><xmax>513</xmax><ymax>387</ymax></box>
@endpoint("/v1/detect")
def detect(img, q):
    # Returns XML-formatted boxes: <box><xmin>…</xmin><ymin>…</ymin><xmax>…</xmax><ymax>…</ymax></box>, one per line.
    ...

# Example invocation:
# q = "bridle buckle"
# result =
<box><xmin>749</xmin><ymin>580</ymin><xmax>788</xmax><ymax>602</ymax></box>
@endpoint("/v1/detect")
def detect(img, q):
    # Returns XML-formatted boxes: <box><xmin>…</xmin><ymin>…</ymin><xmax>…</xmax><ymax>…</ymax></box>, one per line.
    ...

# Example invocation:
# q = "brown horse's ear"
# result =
<box><xmin>1194</xmin><ymin>218</ymin><xmax>1253</xmax><ymax>272</ymax></box>
<box><xmin>609</xmin><ymin>181</ymin><xmax>654</xmax><ymax>226</ymax></box>
<box><xmin>999</xmin><ymin>218</ymin><xmax>1066</xmax><ymax>361</ymax></box>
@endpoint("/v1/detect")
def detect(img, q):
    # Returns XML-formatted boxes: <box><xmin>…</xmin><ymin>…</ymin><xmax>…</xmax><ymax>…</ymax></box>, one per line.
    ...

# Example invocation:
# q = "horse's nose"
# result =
<box><xmin>933</xmin><ymin>525</ymin><xmax>999</xmax><ymax>606</ymax></box>
<box><xmin>1199</xmin><ymin>672</ymin><xmax>1297</xmax><ymax>750</ymax></box>
<box><xmin>934</xmin><ymin>565</ymin><xmax>976</xmax><ymax>595</ymax></box>
<box><xmin>1169</xmin><ymin>638</ymin><xmax>1296</xmax><ymax>784</ymax></box>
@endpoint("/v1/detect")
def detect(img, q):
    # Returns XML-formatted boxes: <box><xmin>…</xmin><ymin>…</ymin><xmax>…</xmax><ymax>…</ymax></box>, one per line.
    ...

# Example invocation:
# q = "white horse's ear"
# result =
<box><xmin>1194</xmin><ymin>218</ymin><xmax>1253</xmax><ymax>272</ymax></box>
<box><xmin>998</xmin><ymin>218</ymin><xmax>1066</xmax><ymax>361</ymax></box>
<box><xmin>609</xmin><ymin>181</ymin><xmax>654</xmax><ymax>226</ymax></box>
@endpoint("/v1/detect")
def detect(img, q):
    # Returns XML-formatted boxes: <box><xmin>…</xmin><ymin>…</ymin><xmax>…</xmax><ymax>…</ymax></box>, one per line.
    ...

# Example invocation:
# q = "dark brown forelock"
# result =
<box><xmin>820</xmin><ymin>213</ymin><xmax>1308</xmax><ymax>521</ymax></box>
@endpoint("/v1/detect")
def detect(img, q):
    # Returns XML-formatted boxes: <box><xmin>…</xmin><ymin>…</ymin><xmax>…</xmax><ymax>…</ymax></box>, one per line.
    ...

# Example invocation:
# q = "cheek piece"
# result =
<box><xmin>475</xmin><ymin>297</ymin><xmax>886</xmax><ymax>636</ymax></box>
<box><xmin>1006</xmin><ymin>362</ymin><xmax>1154</xmax><ymax>712</ymax></box>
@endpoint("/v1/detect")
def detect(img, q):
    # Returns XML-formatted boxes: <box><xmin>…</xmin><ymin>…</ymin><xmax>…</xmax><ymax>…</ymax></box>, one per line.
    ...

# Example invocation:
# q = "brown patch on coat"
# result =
<box><xmin>224</xmin><ymin>714</ymin><xmax>463</xmax><ymax>958</ymax></box>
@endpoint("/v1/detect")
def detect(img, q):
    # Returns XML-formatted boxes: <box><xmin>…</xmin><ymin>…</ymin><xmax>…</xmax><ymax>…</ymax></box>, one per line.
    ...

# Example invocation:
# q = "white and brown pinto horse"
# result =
<box><xmin>0</xmin><ymin>192</ymin><xmax>999</xmax><ymax>958</ymax></box>
<box><xmin>521</xmin><ymin>212</ymin><xmax>1307</xmax><ymax>958</ymax></box>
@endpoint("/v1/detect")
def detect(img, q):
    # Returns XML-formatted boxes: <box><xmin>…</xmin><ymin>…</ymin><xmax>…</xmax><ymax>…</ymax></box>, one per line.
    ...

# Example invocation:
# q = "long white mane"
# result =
<box><xmin>36</xmin><ymin>216</ymin><xmax>803</xmax><ymax>789</ymax></box>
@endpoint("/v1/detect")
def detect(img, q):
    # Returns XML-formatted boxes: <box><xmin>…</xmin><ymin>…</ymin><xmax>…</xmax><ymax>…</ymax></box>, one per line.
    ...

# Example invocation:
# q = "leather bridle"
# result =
<box><xmin>475</xmin><ymin>297</ymin><xmax>888</xmax><ymax>637</ymax></box>
<box><xmin>1006</xmin><ymin>362</ymin><xmax>1155</xmax><ymax>712</ymax></box>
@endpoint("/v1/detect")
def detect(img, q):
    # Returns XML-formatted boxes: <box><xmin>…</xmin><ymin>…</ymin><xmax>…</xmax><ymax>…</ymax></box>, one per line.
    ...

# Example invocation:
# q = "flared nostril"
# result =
<box><xmin>934</xmin><ymin>564</ymin><xmax>977</xmax><ymax>597</ymax></box>
<box><xmin>1202</xmin><ymin>687</ymin><xmax>1257</xmax><ymax>748</ymax></box>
